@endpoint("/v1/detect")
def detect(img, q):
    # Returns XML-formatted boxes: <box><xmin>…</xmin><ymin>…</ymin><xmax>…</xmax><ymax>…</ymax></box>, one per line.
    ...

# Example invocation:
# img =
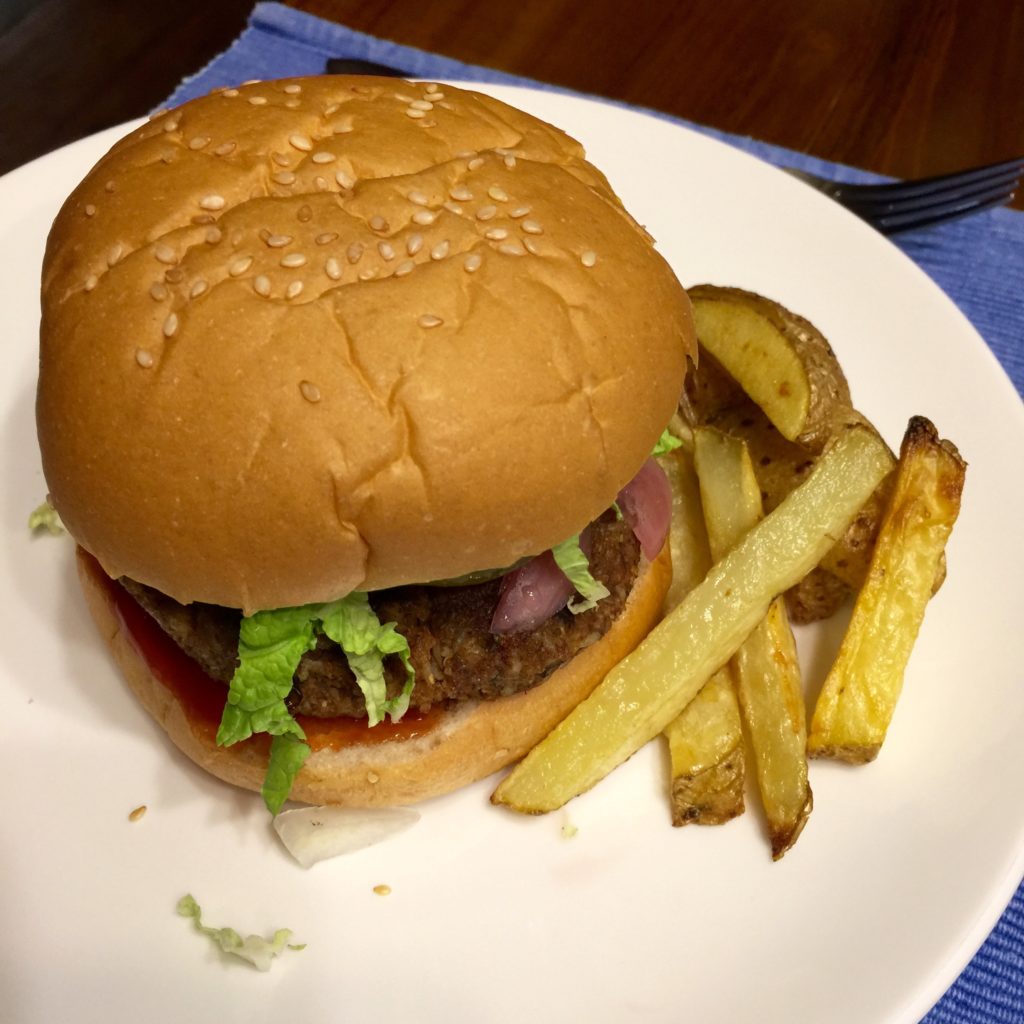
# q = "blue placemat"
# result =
<box><xmin>165</xmin><ymin>5</ymin><xmax>1024</xmax><ymax>1021</ymax></box>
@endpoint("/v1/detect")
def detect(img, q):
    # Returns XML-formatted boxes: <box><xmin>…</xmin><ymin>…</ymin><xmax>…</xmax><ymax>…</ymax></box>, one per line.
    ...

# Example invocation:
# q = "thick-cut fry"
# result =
<box><xmin>808</xmin><ymin>417</ymin><xmax>966</xmax><ymax>763</ymax></box>
<box><xmin>491</xmin><ymin>425</ymin><xmax>892</xmax><ymax>814</ymax></box>
<box><xmin>694</xmin><ymin>428</ymin><xmax>812</xmax><ymax>859</ymax></box>
<box><xmin>659</xmin><ymin>448</ymin><xmax>746</xmax><ymax>825</ymax></box>
<box><xmin>665</xmin><ymin>668</ymin><xmax>745</xmax><ymax>825</ymax></box>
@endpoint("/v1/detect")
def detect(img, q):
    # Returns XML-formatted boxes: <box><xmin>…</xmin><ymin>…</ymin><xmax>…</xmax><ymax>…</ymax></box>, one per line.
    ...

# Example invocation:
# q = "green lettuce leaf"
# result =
<box><xmin>263</xmin><ymin>734</ymin><xmax>312</xmax><ymax>816</ymax></box>
<box><xmin>652</xmin><ymin>429</ymin><xmax>683</xmax><ymax>457</ymax></box>
<box><xmin>176</xmin><ymin>894</ymin><xmax>304</xmax><ymax>971</ymax></box>
<box><xmin>28</xmin><ymin>499</ymin><xmax>65</xmax><ymax>536</ymax></box>
<box><xmin>319</xmin><ymin>593</ymin><xmax>415</xmax><ymax>727</ymax></box>
<box><xmin>551</xmin><ymin>535</ymin><xmax>610</xmax><ymax>614</ymax></box>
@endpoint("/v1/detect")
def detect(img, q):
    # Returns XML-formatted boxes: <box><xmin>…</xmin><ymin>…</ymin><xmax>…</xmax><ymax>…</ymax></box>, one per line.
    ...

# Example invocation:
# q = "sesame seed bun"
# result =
<box><xmin>77</xmin><ymin>540</ymin><xmax>672</xmax><ymax>807</ymax></box>
<box><xmin>38</xmin><ymin>76</ymin><xmax>694</xmax><ymax>613</ymax></box>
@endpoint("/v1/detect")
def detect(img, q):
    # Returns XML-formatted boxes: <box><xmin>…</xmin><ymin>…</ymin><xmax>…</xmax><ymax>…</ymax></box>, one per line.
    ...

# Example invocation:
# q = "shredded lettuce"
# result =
<box><xmin>652</xmin><ymin>429</ymin><xmax>683</xmax><ymax>457</ymax></box>
<box><xmin>28</xmin><ymin>499</ymin><xmax>64</xmax><ymax>536</ymax></box>
<box><xmin>176</xmin><ymin>895</ymin><xmax>304</xmax><ymax>971</ymax></box>
<box><xmin>217</xmin><ymin>597</ymin><xmax>414</xmax><ymax>813</ymax></box>
<box><xmin>551</xmin><ymin>535</ymin><xmax>610</xmax><ymax>614</ymax></box>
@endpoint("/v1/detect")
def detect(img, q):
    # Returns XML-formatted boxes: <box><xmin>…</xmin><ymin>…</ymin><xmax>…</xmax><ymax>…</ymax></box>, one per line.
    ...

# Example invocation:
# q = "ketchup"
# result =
<box><xmin>85</xmin><ymin>552</ymin><xmax>440</xmax><ymax>751</ymax></box>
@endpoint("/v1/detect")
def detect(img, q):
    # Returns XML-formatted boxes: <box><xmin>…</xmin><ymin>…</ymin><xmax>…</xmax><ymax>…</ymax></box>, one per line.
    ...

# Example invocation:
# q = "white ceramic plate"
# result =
<box><xmin>3</xmin><ymin>84</ymin><xmax>1022</xmax><ymax>1024</ymax></box>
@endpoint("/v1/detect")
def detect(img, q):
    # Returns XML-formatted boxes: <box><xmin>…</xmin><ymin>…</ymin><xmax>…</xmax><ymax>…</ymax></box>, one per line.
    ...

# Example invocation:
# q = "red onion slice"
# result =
<box><xmin>617</xmin><ymin>457</ymin><xmax>673</xmax><ymax>561</ymax></box>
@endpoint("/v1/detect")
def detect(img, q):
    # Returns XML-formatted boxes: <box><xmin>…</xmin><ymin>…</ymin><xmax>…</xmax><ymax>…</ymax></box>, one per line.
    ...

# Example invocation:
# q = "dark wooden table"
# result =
<box><xmin>3</xmin><ymin>0</ymin><xmax>1022</xmax><ymax>208</ymax></box>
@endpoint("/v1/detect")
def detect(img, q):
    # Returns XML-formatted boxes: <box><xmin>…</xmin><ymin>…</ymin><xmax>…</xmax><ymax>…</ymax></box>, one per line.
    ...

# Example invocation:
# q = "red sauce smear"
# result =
<box><xmin>85</xmin><ymin>551</ymin><xmax>440</xmax><ymax>751</ymax></box>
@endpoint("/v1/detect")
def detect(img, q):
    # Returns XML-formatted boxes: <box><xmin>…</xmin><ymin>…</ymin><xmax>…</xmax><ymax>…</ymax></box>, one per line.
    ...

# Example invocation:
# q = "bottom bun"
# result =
<box><xmin>78</xmin><ymin>543</ymin><xmax>672</xmax><ymax>807</ymax></box>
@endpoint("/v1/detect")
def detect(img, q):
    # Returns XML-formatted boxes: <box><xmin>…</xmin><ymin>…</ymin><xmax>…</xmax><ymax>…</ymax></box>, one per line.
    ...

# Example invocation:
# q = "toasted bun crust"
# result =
<box><xmin>77</xmin><ymin>541</ymin><xmax>672</xmax><ymax>807</ymax></box>
<box><xmin>39</xmin><ymin>77</ymin><xmax>694</xmax><ymax>613</ymax></box>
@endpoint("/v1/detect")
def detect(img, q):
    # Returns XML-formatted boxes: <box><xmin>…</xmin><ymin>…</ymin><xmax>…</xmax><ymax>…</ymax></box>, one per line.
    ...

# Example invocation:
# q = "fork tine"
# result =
<box><xmin>874</xmin><ymin>189</ymin><xmax>1017</xmax><ymax>234</ymax></box>
<box><xmin>833</xmin><ymin>156</ymin><xmax>1024</xmax><ymax>202</ymax></box>
<box><xmin>843</xmin><ymin>170</ymin><xmax>1023</xmax><ymax>216</ymax></box>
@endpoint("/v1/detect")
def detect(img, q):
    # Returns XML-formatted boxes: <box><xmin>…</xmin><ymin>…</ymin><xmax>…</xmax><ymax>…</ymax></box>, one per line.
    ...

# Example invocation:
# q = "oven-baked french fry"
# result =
<box><xmin>808</xmin><ymin>417</ymin><xmax>966</xmax><ymax>763</ymax></box>
<box><xmin>694</xmin><ymin>428</ymin><xmax>812</xmax><ymax>859</ymax></box>
<box><xmin>659</xmin><ymin>447</ymin><xmax>746</xmax><ymax>825</ymax></box>
<box><xmin>665</xmin><ymin>667</ymin><xmax>745</xmax><ymax>825</ymax></box>
<box><xmin>491</xmin><ymin>424</ymin><xmax>892</xmax><ymax>814</ymax></box>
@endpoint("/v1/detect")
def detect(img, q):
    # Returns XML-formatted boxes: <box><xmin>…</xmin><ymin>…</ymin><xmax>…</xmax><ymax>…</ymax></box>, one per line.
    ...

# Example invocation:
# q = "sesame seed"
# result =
<box><xmin>314</xmin><ymin>176</ymin><xmax>329</xmax><ymax>191</ymax></box>
<box><xmin>289</xmin><ymin>133</ymin><xmax>313</xmax><ymax>151</ymax></box>
<box><xmin>493</xmin><ymin>147</ymin><xmax>511</xmax><ymax>157</ymax></box>
<box><xmin>161</xmin><ymin>151</ymin><xmax>174</xmax><ymax>164</ymax></box>
<box><xmin>499</xmin><ymin>241</ymin><xmax>526</xmax><ymax>256</ymax></box>
<box><xmin>407</xmin><ymin>189</ymin><xmax>429</xmax><ymax>206</ymax></box>
<box><xmin>424</xmin><ymin>83</ymin><xmax>441</xmax><ymax>93</ymax></box>
<box><xmin>394</xmin><ymin>93</ymin><xmax>415</xmax><ymax>103</ymax></box>
<box><xmin>223</xmin><ymin>88</ymin><xmax>239</xmax><ymax>97</ymax></box>
<box><xmin>315</xmin><ymin>231</ymin><xmax>339</xmax><ymax>245</ymax></box>
<box><xmin>418</xmin><ymin>314</ymin><xmax>443</xmax><ymax>328</ymax></box>
<box><xmin>468</xmin><ymin>157</ymin><xmax>484</xmax><ymax>171</ymax></box>
<box><xmin>242</xmin><ymin>78</ymin><xmax>261</xmax><ymax>86</ymax></box>
<box><xmin>162</xmin><ymin>120</ymin><xmax>179</xmax><ymax>133</ymax></box>
<box><xmin>406</xmin><ymin>233</ymin><xmax>423</xmax><ymax>255</ymax></box>
<box><xmin>284</xmin><ymin>100</ymin><xmax>300</xmax><ymax>110</ymax></box>
<box><xmin>297</xmin><ymin>205</ymin><xmax>313</xmax><ymax>223</ymax></box>
<box><xmin>300</xmin><ymin>381</ymin><xmax>321</xmax><ymax>403</ymax></box>
<box><xmin>430</xmin><ymin>240</ymin><xmax>450</xmax><ymax>260</ymax></box>
<box><xmin>369</xmin><ymin>215</ymin><xmax>388</xmax><ymax>232</ymax></box>
<box><xmin>347</xmin><ymin>242</ymin><xmax>364</xmax><ymax>264</ymax></box>
<box><xmin>510</xmin><ymin>205</ymin><xmax>531</xmax><ymax>218</ymax></box>
<box><xmin>405</xmin><ymin>108</ymin><xmax>426</xmax><ymax>119</ymax></box>
<box><xmin>324</xmin><ymin>103</ymin><xmax>340</xmax><ymax>116</ymax></box>
<box><xmin>521</xmin><ymin>220</ymin><xmax>543</xmax><ymax>234</ymax></box>
<box><xmin>84</xmin><ymin>274</ymin><xmax>98</xmax><ymax>292</ymax></box>
<box><xmin>325</xmin><ymin>257</ymin><xmax>342</xmax><ymax>280</ymax></box>
<box><xmin>164</xmin><ymin>267</ymin><xmax>184</xmax><ymax>283</ymax></box>
<box><xmin>284</xmin><ymin>83</ymin><xmax>302</xmax><ymax>94</ymax></box>
<box><xmin>286</xmin><ymin>280</ymin><xmax>304</xmax><ymax>299</ymax></box>
<box><xmin>450</xmin><ymin>185</ymin><xmax>473</xmax><ymax>201</ymax></box>
<box><xmin>199</xmin><ymin>194</ymin><xmax>226</xmax><ymax>211</ymax></box>
<box><xmin>136</xmin><ymin>348</ymin><xmax>154</xmax><ymax>368</ymax></box>
<box><xmin>476</xmin><ymin>205</ymin><xmax>498</xmax><ymax>221</ymax></box>
<box><xmin>523</xmin><ymin>237</ymin><xmax>541</xmax><ymax>255</ymax></box>
<box><xmin>273</xmin><ymin>171</ymin><xmax>296</xmax><ymax>185</ymax></box>
<box><xmin>378</xmin><ymin>241</ymin><xmax>395</xmax><ymax>261</ymax></box>
<box><xmin>280</xmin><ymin>253</ymin><xmax>308</xmax><ymax>268</ymax></box>
<box><xmin>312</xmin><ymin>151</ymin><xmax>336</xmax><ymax>164</ymax></box>
<box><xmin>463</xmin><ymin>253</ymin><xmax>482</xmax><ymax>273</ymax></box>
<box><xmin>358</xmin><ymin>267</ymin><xmax>378</xmax><ymax>281</ymax></box>
<box><xmin>409</xmin><ymin>99</ymin><xmax>434</xmax><ymax>111</ymax></box>
<box><xmin>412</xmin><ymin>209</ymin><xmax>436</xmax><ymax>225</ymax></box>
<box><xmin>84</xmin><ymin>204</ymin><xmax>96</xmax><ymax>217</ymax></box>
<box><xmin>335</xmin><ymin>169</ymin><xmax>355</xmax><ymax>189</ymax></box>
<box><xmin>485</xmin><ymin>227</ymin><xmax>509</xmax><ymax>241</ymax></box>
<box><xmin>213</xmin><ymin>141</ymin><xmax>236</xmax><ymax>156</ymax></box>
<box><xmin>190</xmin><ymin>279</ymin><xmax>208</xmax><ymax>298</ymax></box>
<box><xmin>107</xmin><ymin>243</ymin><xmax>124</xmax><ymax>266</ymax></box>
<box><xmin>248</xmin><ymin>96</ymin><xmax>267</xmax><ymax>106</ymax></box>
<box><xmin>154</xmin><ymin>244</ymin><xmax>176</xmax><ymax>264</ymax></box>
<box><xmin>394</xmin><ymin>259</ymin><xmax>415</xmax><ymax>277</ymax></box>
<box><xmin>205</xmin><ymin>227</ymin><xmax>222</xmax><ymax>244</ymax></box>
<box><xmin>163</xmin><ymin>313</ymin><xmax>179</xmax><ymax>337</ymax></box>
<box><xmin>149</xmin><ymin>282</ymin><xmax>168</xmax><ymax>300</ymax></box>
<box><xmin>192</xmin><ymin>214</ymin><xmax>215</xmax><ymax>226</ymax></box>
<box><xmin>416</xmin><ymin>119</ymin><xmax>437</xmax><ymax>129</ymax></box>
<box><xmin>581</xmin><ymin>250</ymin><xmax>597</xmax><ymax>267</ymax></box>
<box><xmin>189</xmin><ymin>136</ymin><xmax>210</xmax><ymax>150</ymax></box>
<box><xmin>229</xmin><ymin>256</ymin><xmax>253</xmax><ymax>276</ymax></box>
<box><xmin>271</xmin><ymin>151</ymin><xmax>291</xmax><ymax>167</ymax></box>
<box><xmin>456</xmin><ymin>150</ymin><xmax>476</xmax><ymax>159</ymax></box>
<box><xmin>488</xmin><ymin>186</ymin><xmax>509</xmax><ymax>202</ymax></box>
<box><xmin>437</xmin><ymin>101</ymin><xmax>454</xmax><ymax>111</ymax></box>
<box><xmin>333</xmin><ymin>118</ymin><xmax>354</xmax><ymax>134</ymax></box>
<box><xmin>504</xmin><ymin>155</ymin><xmax>517</xmax><ymax>169</ymax></box>
<box><xmin>443</xmin><ymin>202</ymin><xmax>463</xmax><ymax>215</ymax></box>
<box><xmin>266</xmin><ymin>233</ymin><xmax>293</xmax><ymax>248</ymax></box>
<box><xmin>253</xmin><ymin>275</ymin><xmax>271</xmax><ymax>296</ymax></box>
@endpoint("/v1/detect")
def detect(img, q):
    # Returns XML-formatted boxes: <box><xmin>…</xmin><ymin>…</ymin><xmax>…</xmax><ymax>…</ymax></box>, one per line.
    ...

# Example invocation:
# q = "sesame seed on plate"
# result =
<box><xmin>325</xmin><ymin>257</ymin><xmax>342</xmax><ymax>280</ymax></box>
<box><xmin>190</xmin><ymin>279</ymin><xmax>208</xmax><ymax>298</ymax></box>
<box><xmin>253</xmin><ymin>275</ymin><xmax>271</xmax><ymax>296</ymax></box>
<box><xmin>266</xmin><ymin>233</ymin><xmax>293</xmax><ymax>248</ymax></box>
<box><xmin>229</xmin><ymin>256</ymin><xmax>253</xmax><ymax>276</ymax></box>
<box><xmin>369</xmin><ymin>215</ymin><xmax>388</xmax><ymax>232</ymax></box>
<box><xmin>154</xmin><ymin>244</ymin><xmax>176</xmax><ymax>264</ymax></box>
<box><xmin>163</xmin><ymin>313</ymin><xmax>179</xmax><ymax>337</ymax></box>
<box><xmin>289</xmin><ymin>133</ymin><xmax>313</xmax><ymax>151</ymax></box>
<box><xmin>406</xmin><ymin>233</ymin><xmax>423</xmax><ymax>255</ymax></box>
<box><xmin>521</xmin><ymin>219</ymin><xmax>543</xmax><ymax>234</ymax></box>
<box><xmin>312</xmin><ymin>151</ymin><xmax>336</xmax><ymax>164</ymax></box>
<box><xmin>485</xmin><ymin>227</ymin><xmax>508</xmax><ymax>241</ymax></box>
<box><xmin>488</xmin><ymin>186</ymin><xmax>509</xmax><ymax>202</ymax></box>
<box><xmin>378</xmin><ymin>241</ymin><xmax>395</xmax><ymax>261</ymax></box>
<box><xmin>300</xmin><ymin>380</ymin><xmax>321</xmax><ymax>403</ymax></box>
<box><xmin>580</xmin><ymin>250</ymin><xmax>598</xmax><ymax>267</ymax></box>
<box><xmin>199</xmin><ymin>194</ymin><xmax>226</xmax><ymax>211</ymax></box>
<box><xmin>281</xmin><ymin>253</ymin><xmax>308</xmax><ymax>268</ymax></box>
<box><xmin>316</xmin><ymin>231</ymin><xmax>339</xmax><ymax>245</ymax></box>
<box><xmin>273</xmin><ymin>171</ymin><xmax>296</xmax><ymax>185</ymax></box>
<box><xmin>418</xmin><ymin>314</ymin><xmax>443</xmax><ymax>328</ymax></box>
<box><xmin>149</xmin><ymin>282</ymin><xmax>168</xmax><ymax>300</ymax></box>
<box><xmin>430</xmin><ymin>240</ymin><xmax>450</xmax><ymax>260</ymax></box>
<box><xmin>412</xmin><ymin>209</ymin><xmax>436</xmax><ymax>225</ymax></box>
<box><xmin>286</xmin><ymin>280</ymin><xmax>304</xmax><ymax>299</ymax></box>
<box><xmin>408</xmin><ymin>189</ymin><xmax>429</xmax><ymax>206</ymax></box>
<box><xmin>475</xmin><ymin>205</ymin><xmax>497</xmax><ymax>221</ymax></box>
<box><xmin>394</xmin><ymin>259</ymin><xmax>415</xmax><ymax>277</ymax></box>
<box><xmin>463</xmin><ymin>253</ymin><xmax>482</xmax><ymax>273</ymax></box>
<box><xmin>347</xmin><ymin>242</ymin><xmax>364</xmax><ymax>264</ymax></box>
<box><xmin>136</xmin><ymin>348</ymin><xmax>154</xmax><ymax>368</ymax></box>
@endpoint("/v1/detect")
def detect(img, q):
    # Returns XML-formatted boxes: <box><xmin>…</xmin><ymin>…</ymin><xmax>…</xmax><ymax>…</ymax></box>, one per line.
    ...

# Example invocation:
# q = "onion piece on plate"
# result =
<box><xmin>273</xmin><ymin>806</ymin><xmax>420</xmax><ymax>868</ymax></box>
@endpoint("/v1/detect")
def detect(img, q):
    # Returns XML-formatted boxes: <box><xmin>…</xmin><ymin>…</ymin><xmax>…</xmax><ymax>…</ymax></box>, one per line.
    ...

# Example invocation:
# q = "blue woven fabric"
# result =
<box><xmin>165</xmin><ymin>5</ymin><xmax>1024</xmax><ymax>1020</ymax></box>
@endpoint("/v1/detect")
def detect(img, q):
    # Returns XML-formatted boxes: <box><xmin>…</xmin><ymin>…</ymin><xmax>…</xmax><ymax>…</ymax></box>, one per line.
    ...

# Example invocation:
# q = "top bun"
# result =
<box><xmin>38</xmin><ymin>77</ymin><xmax>694</xmax><ymax>613</ymax></box>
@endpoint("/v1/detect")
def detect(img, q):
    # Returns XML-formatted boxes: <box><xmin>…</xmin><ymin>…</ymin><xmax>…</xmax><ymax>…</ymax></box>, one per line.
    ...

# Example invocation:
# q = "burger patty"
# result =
<box><xmin>120</xmin><ymin>513</ymin><xmax>641</xmax><ymax>720</ymax></box>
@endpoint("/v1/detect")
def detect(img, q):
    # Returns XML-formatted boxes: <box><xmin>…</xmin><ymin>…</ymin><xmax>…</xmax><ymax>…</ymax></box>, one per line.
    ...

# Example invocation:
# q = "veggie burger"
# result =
<box><xmin>37</xmin><ymin>77</ymin><xmax>696</xmax><ymax>812</ymax></box>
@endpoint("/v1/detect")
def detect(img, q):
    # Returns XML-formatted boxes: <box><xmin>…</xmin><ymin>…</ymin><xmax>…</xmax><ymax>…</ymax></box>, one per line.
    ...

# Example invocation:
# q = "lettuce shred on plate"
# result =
<box><xmin>28</xmin><ymin>499</ymin><xmax>64</xmax><ymax>535</ymax></box>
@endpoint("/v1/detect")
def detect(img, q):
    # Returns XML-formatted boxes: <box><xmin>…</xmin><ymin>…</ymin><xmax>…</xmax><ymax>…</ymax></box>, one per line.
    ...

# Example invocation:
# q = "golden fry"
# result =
<box><xmin>808</xmin><ymin>417</ymin><xmax>966</xmax><ymax>763</ymax></box>
<box><xmin>491</xmin><ymin>425</ymin><xmax>892</xmax><ymax>814</ymax></box>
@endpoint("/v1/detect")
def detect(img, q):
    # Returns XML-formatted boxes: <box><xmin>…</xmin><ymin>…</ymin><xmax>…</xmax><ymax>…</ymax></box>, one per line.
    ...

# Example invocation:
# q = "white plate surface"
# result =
<box><xmin>3</xmin><ymin>84</ymin><xmax>1023</xmax><ymax>1024</ymax></box>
